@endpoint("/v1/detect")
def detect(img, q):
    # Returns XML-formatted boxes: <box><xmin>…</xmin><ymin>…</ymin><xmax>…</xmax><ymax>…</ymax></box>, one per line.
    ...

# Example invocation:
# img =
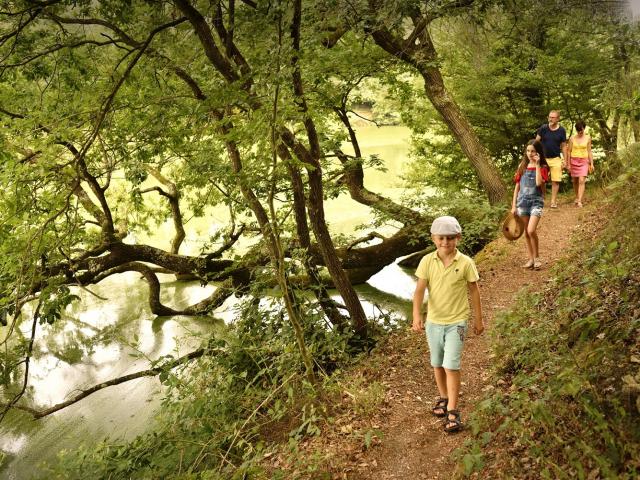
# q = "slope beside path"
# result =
<box><xmin>285</xmin><ymin>197</ymin><xmax>594</xmax><ymax>479</ymax></box>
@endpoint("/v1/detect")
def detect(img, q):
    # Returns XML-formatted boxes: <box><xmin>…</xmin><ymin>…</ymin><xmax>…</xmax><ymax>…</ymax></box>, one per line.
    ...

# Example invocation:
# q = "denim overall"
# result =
<box><xmin>516</xmin><ymin>168</ymin><xmax>544</xmax><ymax>217</ymax></box>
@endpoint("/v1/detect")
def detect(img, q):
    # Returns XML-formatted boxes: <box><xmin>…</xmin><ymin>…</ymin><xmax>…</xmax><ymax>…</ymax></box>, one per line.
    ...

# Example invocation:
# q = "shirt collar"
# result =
<box><xmin>434</xmin><ymin>249</ymin><xmax>461</xmax><ymax>263</ymax></box>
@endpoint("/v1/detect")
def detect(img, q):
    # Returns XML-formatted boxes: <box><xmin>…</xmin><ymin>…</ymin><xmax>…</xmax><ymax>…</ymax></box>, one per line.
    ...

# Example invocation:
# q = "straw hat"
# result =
<box><xmin>502</xmin><ymin>212</ymin><xmax>525</xmax><ymax>241</ymax></box>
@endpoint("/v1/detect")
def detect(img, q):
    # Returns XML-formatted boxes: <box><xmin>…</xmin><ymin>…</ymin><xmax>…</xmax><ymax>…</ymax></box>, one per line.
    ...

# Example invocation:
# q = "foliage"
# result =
<box><xmin>402</xmin><ymin>192</ymin><xmax>506</xmax><ymax>258</ymax></box>
<box><xmin>400</xmin><ymin>1</ymin><xmax>639</xmax><ymax>193</ymax></box>
<box><xmin>0</xmin><ymin>0</ymin><xmax>636</xmax><ymax>477</ymax></box>
<box><xmin>40</xmin><ymin>286</ymin><xmax>393</xmax><ymax>479</ymax></box>
<box><xmin>457</xmin><ymin>146</ymin><xmax>640</xmax><ymax>479</ymax></box>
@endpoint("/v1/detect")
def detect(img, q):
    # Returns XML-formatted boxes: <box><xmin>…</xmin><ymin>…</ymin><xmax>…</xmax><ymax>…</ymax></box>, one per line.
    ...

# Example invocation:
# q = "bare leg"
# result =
<box><xmin>433</xmin><ymin>367</ymin><xmax>447</xmax><ymax>398</ymax></box>
<box><xmin>551</xmin><ymin>181</ymin><xmax>560</xmax><ymax>206</ymax></box>
<box><xmin>577</xmin><ymin>176</ymin><xmax>586</xmax><ymax>205</ymax></box>
<box><xmin>522</xmin><ymin>216</ymin><xmax>534</xmax><ymax>263</ymax></box>
<box><xmin>527</xmin><ymin>215</ymin><xmax>541</xmax><ymax>259</ymax></box>
<box><xmin>445</xmin><ymin>368</ymin><xmax>461</xmax><ymax>429</ymax></box>
<box><xmin>572</xmin><ymin>177</ymin><xmax>579</xmax><ymax>202</ymax></box>
<box><xmin>445</xmin><ymin>369</ymin><xmax>461</xmax><ymax>410</ymax></box>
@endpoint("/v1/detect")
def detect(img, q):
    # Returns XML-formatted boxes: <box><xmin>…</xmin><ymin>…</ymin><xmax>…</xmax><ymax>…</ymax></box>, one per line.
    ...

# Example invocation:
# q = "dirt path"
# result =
<box><xmin>305</xmin><ymin>197</ymin><xmax>593</xmax><ymax>479</ymax></box>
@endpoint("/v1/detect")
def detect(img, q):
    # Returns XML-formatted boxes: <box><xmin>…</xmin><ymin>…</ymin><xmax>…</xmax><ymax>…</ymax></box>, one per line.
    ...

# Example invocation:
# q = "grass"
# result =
<box><xmin>457</xmin><ymin>147</ymin><xmax>640</xmax><ymax>479</ymax></box>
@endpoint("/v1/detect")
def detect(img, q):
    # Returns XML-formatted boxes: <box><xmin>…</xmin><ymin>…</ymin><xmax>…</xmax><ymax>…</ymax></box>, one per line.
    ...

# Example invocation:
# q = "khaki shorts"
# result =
<box><xmin>547</xmin><ymin>157</ymin><xmax>563</xmax><ymax>182</ymax></box>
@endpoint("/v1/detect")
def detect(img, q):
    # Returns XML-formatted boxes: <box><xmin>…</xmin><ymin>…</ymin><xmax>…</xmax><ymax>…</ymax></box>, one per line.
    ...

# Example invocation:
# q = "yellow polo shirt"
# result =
<box><xmin>415</xmin><ymin>249</ymin><xmax>479</xmax><ymax>325</ymax></box>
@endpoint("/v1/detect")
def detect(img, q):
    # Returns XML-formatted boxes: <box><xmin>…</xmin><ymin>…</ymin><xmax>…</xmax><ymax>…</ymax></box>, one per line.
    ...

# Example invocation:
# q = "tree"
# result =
<box><xmin>399</xmin><ymin>0</ymin><xmax>638</xmax><ymax>186</ymax></box>
<box><xmin>0</xmin><ymin>0</ymin><xmax>440</xmax><ymax>417</ymax></box>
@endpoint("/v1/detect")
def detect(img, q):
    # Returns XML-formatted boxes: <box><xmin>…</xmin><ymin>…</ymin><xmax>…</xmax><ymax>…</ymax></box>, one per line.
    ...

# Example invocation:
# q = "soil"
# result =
<box><xmin>272</xmin><ymin>196</ymin><xmax>597</xmax><ymax>479</ymax></box>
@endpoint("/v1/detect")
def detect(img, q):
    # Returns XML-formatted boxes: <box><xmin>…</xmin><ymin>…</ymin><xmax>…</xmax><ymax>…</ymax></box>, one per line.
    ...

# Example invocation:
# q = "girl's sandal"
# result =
<box><xmin>432</xmin><ymin>397</ymin><xmax>448</xmax><ymax>418</ymax></box>
<box><xmin>444</xmin><ymin>409</ymin><xmax>463</xmax><ymax>433</ymax></box>
<box><xmin>533</xmin><ymin>259</ymin><xmax>542</xmax><ymax>270</ymax></box>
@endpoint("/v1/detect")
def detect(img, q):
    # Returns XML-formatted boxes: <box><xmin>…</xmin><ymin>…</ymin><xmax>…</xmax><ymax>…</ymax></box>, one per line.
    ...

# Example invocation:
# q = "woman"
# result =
<box><xmin>566</xmin><ymin>120</ymin><xmax>594</xmax><ymax>207</ymax></box>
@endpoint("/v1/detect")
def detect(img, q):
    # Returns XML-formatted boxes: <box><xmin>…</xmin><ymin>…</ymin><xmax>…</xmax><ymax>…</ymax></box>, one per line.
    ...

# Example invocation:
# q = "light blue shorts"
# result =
<box><xmin>425</xmin><ymin>321</ymin><xmax>467</xmax><ymax>370</ymax></box>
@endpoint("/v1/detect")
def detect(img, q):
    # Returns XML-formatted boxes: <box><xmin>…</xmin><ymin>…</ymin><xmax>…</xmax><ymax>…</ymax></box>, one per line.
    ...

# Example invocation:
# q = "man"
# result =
<box><xmin>535</xmin><ymin>110</ymin><xmax>567</xmax><ymax>208</ymax></box>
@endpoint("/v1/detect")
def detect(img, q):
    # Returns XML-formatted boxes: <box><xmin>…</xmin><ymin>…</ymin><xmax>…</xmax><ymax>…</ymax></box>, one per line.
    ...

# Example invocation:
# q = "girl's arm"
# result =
<box><xmin>511</xmin><ymin>182</ymin><xmax>520</xmax><ymax>214</ymax></box>
<box><xmin>535</xmin><ymin>164</ymin><xmax>544</xmax><ymax>186</ymax></box>
<box><xmin>588</xmin><ymin>136</ymin><xmax>593</xmax><ymax>165</ymax></box>
<box><xmin>535</xmin><ymin>153</ymin><xmax>544</xmax><ymax>186</ymax></box>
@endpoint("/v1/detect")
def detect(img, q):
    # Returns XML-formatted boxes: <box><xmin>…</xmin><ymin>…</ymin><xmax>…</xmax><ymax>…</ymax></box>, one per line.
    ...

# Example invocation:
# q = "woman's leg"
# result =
<box><xmin>572</xmin><ymin>176</ymin><xmax>579</xmax><ymax>203</ymax></box>
<box><xmin>577</xmin><ymin>176</ymin><xmax>586</xmax><ymax>205</ymax></box>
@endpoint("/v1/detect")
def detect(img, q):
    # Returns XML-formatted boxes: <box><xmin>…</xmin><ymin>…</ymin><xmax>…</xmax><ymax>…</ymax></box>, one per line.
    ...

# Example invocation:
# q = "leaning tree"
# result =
<box><xmin>0</xmin><ymin>0</ymin><xmax>436</xmax><ymax>415</ymax></box>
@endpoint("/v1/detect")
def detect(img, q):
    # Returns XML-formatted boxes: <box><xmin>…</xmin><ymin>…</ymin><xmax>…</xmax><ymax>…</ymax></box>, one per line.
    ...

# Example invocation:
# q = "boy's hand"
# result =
<box><xmin>473</xmin><ymin>320</ymin><xmax>484</xmax><ymax>335</ymax></box>
<box><xmin>411</xmin><ymin>317</ymin><xmax>424</xmax><ymax>332</ymax></box>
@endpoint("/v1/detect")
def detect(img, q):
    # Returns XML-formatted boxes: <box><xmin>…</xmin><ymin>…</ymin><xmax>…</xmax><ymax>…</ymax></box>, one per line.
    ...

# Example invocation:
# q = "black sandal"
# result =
<box><xmin>432</xmin><ymin>397</ymin><xmax>448</xmax><ymax>417</ymax></box>
<box><xmin>443</xmin><ymin>409</ymin><xmax>463</xmax><ymax>433</ymax></box>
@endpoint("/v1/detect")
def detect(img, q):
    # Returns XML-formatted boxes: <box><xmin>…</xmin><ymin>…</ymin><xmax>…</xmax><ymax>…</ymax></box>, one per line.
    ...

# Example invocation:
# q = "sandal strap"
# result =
<box><xmin>444</xmin><ymin>410</ymin><xmax>463</xmax><ymax>432</ymax></box>
<box><xmin>435</xmin><ymin>397</ymin><xmax>448</xmax><ymax>407</ymax></box>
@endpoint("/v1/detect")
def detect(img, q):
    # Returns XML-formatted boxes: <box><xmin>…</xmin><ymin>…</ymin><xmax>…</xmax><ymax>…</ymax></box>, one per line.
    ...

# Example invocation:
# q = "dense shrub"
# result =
<box><xmin>41</xmin><ymin>291</ymin><xmax>381</xmax><ymax>479</ymax></box>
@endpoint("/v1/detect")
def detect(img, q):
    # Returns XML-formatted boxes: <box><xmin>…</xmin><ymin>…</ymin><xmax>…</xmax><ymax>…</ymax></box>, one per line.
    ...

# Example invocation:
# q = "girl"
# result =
<box><xmin>511</xmin><ymin>140</ymin><xmax>550</xmax><ymax>270</ymax></box>
<box><xmin>566</xmin><ymin>119</ymin><xmax>594</xmax><ymax>207</ymax></box>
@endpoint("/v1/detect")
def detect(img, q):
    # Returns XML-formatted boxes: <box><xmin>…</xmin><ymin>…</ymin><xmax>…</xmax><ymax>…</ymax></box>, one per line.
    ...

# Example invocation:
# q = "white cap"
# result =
<box><xmin>430</xmin><ymin>216</ymin><xmax>462</xmax><ymax>235</ymax></box>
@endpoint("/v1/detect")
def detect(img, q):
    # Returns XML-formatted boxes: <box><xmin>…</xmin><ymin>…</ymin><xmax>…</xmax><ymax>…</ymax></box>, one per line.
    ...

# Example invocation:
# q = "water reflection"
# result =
<box><xmin>0</xmin><ymin>273</ymin><xmax>224</xmax><ymax>478</ymax></box>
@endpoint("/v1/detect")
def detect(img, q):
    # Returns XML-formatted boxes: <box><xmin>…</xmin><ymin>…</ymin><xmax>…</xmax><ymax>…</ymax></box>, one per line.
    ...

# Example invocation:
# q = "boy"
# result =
<box><xmin>412</xmin><ymin>216</ymin><xmax>484</xmax><ymax>433</ymax></box>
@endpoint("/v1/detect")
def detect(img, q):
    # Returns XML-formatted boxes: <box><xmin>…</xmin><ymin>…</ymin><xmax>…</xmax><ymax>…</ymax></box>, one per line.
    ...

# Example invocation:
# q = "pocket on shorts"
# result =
<box><xmin>456</xmin><ymin>325</ymin><xmax>466</xmax><ymax>342</ymax></box>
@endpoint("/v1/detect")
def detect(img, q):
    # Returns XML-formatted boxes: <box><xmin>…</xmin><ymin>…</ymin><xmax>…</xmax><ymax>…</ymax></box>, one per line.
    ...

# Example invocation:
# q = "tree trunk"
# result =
<box><xmin>283</xmin><ymin>146</ymin><xmax>348</xmax><ymax>328</ymax></box>
<box><xmin>288</xmin><ymin>1</ymin><xmax>368</xmax><ymax>337</ymax></box>
<box><xmin>595</xmin><ymin>109</ymin><xmax>619</xmax><ymax>162</ymax></box>
<box><xmin>371</xmin><ymin>27</ymin><xmax>507</xmax><ymax>205</ymax></box>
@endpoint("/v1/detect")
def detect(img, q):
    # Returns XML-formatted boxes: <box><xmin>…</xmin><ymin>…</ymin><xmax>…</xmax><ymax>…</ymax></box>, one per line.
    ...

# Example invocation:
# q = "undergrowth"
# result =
<box><xmin>457</xmin><ymin>146</ymin><xmax>640</xmax><ymax>479</ymax></box>
<box><xmin>40</xmin><ymin>287</ymin><xmax>396</xmax><ymax>479</ymax></box>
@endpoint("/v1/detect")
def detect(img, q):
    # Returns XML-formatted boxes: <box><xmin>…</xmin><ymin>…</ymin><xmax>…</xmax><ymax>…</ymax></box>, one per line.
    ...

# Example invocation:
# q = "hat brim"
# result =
<box><xmin>502</xmin><ymin>212</ymin><xmax>525</xmax><ymax>241</ymax></box>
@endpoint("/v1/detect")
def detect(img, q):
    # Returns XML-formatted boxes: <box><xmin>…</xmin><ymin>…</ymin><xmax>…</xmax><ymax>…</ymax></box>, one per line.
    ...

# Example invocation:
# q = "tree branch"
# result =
<box><xmin>142</xmin><ymin>167</ymin><xmax>186</xmax><ymax>255</ymax></box>
<box><xmin>3</xmin><ymin>348</ymin><xmax>213</xmax><ymax>419</ymax></box>
<box><xmin>174</xmin><ymin>0</ymin><xmax>240</xmax><ymax>83</ymax></box>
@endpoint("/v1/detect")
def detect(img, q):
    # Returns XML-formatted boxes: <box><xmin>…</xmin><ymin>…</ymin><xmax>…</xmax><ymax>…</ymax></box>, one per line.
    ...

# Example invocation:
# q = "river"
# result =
<box><xmin>0</xmin><ymin>125</ymin><xmax>419</xmax><ymax>479</ymax></box>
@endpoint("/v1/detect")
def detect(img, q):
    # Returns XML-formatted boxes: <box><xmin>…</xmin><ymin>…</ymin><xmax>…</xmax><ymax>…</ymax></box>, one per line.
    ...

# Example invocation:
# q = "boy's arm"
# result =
<box><xmin>468</xmin><ymin>281</ymin><xmax>484</xmax><ymax>335</ymax></box>
<box><xmin>412</xmin><ymin>278</ymin><xmax>428</xmax><ymax>332</ymax></box>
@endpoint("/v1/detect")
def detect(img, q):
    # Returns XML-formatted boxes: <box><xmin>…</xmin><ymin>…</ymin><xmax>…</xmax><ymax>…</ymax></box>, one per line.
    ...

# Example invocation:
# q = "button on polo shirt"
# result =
<box><xmin>415</xmin><ymin>250</ymin><xmax>479</xmax><ymax>325</ymax></box>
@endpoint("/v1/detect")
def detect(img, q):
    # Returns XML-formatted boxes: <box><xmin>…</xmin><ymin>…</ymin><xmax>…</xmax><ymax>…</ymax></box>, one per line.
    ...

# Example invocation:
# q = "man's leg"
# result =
<box><xmin>551</xmin><ymin>181</ymin><xmax>560</xmax><ymax>206</ymax></box>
